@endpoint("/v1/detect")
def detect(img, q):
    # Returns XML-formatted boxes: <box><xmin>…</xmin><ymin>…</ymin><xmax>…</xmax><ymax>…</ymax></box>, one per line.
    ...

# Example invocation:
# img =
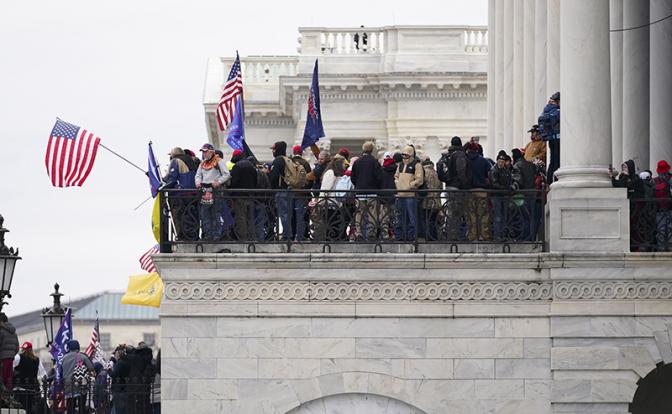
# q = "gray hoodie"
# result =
<box><xmin>195</xmin><ymin>159</ymin><xmax>231</xmax><ymax>187</ymax></box>
<box><xmin>0</xmin><ymin>322</ymin><xmax>18</xmax><ymax>360</ymax></box>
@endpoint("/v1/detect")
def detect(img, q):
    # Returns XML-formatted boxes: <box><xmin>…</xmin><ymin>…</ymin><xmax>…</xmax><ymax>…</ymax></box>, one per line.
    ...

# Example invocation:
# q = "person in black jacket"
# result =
<box><xmin>230</xmin><ymin>150</ymin><xmax>259</xmax><ymax>241</ymax></box>
<box><xmin>110</xmin><ymin>345</ymin><xmax>130</xmax><ymax>414</ymax></box>
<box><xmin>465</xmin><ymin>143</ymin><xmax>491</xmax><ymax>241</ymax></box>
<box><xmin>13</xmin><ymin>342</ymin><xmax>40</xmax><ymax>413</ymax></box>
<box><xmin>267</xmin><ymin>141</ymin><xmax>291</xmax><ymax>240</ymax></box>
<box><xmin>490</xmin><ymin>152</ymin><xmax>513</xmax><ymax>240</ymax></box>
<box><xmin>351</xmin><ymin>141</ymin><xmax>383</xmax><ymax>240</ymax></box>
<box><xmin>379</xmin><ymin>152</ymin><xmax>398</xmax><ymax>240</ymax></box>
<box><xmin>511</xmin><ymin>148</ymin><xmax>537</xmax><ymax>241</ymax></box>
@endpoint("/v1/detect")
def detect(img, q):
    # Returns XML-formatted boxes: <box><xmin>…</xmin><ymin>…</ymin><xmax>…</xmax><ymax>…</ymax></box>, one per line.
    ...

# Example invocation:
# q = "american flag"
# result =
<box><xmin>45</xmin><ymin>118</ymin><xmax>101</xmax><ymax>187</ymax></box>
<box><xmin>84</xmin><ymin>315</ymin><xmax>106</xmax><ymax>364</ymax></box>
<box><xmin>140</xmin><ymin>244</ymin><xmax>160</xmax><ymax>273</ymax></box>
<box><xmin>216</xmin><ymin>53</ymin><xmax>243</xmax><ymax>131</ymax></box>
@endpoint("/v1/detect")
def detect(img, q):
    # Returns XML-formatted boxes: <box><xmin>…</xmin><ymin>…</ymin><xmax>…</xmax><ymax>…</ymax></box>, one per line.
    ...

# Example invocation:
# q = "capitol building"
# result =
<box><xmin>157</xmin><ymin>1</ymin><xmax>672</xmax><ymax>413</ymax></box>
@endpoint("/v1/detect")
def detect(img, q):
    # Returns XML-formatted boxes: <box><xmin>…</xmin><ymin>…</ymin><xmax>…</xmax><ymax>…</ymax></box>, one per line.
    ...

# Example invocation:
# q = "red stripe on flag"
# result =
<box><xmin>65</xmin><ymin>131</ymin><xmax>85</xmax><ymax>186</ymax></box>
<box><xmin>77</xmin><ymin>136</ymin><xmax>100</xmax><ymax>186</ymax></box>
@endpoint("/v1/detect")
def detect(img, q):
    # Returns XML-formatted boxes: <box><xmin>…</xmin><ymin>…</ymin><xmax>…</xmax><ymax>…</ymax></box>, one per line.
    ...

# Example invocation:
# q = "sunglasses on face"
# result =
<box><xmin>402</xmin><ymin>154</ymin><xmax>411</xmax><ymax>158</ymax></box>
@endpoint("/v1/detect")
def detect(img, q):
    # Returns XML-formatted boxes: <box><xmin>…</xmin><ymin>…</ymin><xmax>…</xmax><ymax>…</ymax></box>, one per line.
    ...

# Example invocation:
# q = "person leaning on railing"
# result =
<box><xmin>351</xmin><ymin>141</ymin><xmax>383</xmax><ymax>241</ymax></box>
<box><xmin>465</xmin><ymin>142</ymin><xmax>492</xmax><ymax>242</ymax></box>
<box><xmin>195</xmin><ymin>143</ymin><xmax>231</xmax><ymax>241</ymax></box>
<box><xmin>229</xmin><ymin>149</ymin><xmax>260</xmax><ymax>241</ymax></box>
<box><xmin>163</xmin><ymin>147</ymin><xmax>199</xmax><ymax>241</ymax></box>
<box><xmin>310</xmin><ymin>157</ymin><xmax>346</xmax><ymax>241</ymax></box>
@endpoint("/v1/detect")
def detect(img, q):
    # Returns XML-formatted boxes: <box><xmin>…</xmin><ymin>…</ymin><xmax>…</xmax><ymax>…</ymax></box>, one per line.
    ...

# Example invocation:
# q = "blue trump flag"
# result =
<box><xmin>50</xmin><ymin>308</ymin><xmax>73</xmax><ymax>382</ymax></box>
<box><xmin>226</xmin><ymin>98</ymin><xmax>245</xmax><ymax>152</ymax></box>
<box><xmin>301</xmin><ymin>59</ymin><xmax>325</xmax><ymax>150</ymax></box>
<box><xmin>148</xmin><ymin>142</ymin><xmax>162</xmax><ymax>197</ymax></box>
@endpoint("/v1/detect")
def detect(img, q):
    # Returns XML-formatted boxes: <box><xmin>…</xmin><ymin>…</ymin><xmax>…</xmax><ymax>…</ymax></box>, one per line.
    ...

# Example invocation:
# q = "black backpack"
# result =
<box><xmin>437</xmin><ymin>153</ymin><xmax>452</xmax><ymax>183</ymax></box>
<box><xmin>449</xmin><ymin>150</ymin><xmax>472</xmax><ymax>190</ymax></box>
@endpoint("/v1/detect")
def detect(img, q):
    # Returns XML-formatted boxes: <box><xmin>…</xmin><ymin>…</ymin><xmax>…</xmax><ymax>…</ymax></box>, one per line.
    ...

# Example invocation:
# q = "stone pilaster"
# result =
<box><xmin>546</xmin><ymin>0</ymin><xmax>560</xmax><ymax>96</ymax></box>
<box><xmin>622</xmin><ymin>0</ymin><xmax>650</xmax><ymax>170</ymax></box>
<box><xmin>495</xmin><ymin>0</ymin><xmax>506</xmax><ymax>154</ymax></box>
<box><xmin>548</xmin><ymin>0</ymin><xmax>629</xmax><ymax>253</ymax></box>
<box><xmin>503</xmin><ymin>0</ymin><xmax>514</xmax><ymax>152</ymax></box>
<box><xmin>513</xmin><ymin>0</ymin><xmax>525</xmax><ymax>149</ymax></box>
<box><xmin>523</xmin><ymin>0</ymin><xmax>536</xmax><ymax>134</ymax></box>
<box><xmin>650</xmin><ymin>0</ymin><xmax>672</xmax><ymax>167</ymax></box>
<box><xmin>534</xmin><ymin>0</ymin><xmax>548</xmax><ymax>121</ymax></box>
<box><xmin>487</xmin><ymin>0</ymin><xmax>497</xmax><ymax>158</ymax></box>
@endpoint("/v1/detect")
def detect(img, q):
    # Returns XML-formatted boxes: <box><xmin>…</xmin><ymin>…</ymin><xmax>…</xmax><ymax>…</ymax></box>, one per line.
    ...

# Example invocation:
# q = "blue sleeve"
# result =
<box><xmin>163</xmin><ymin>160</ymin><xmax>180</xmax><ymax>188</ymax></box>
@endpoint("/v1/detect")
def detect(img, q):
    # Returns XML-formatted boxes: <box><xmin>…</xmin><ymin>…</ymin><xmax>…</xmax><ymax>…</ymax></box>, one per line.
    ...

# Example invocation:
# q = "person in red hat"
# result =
<box><xmin>195</xmin><ymin>143</ymin><xmax>231</xmax><ymax>240</ymax></box>
<box><xmin>13</xmin><ymin>341</ymin><xmax>43</xmax><ymax>411</ymax></box>
<box><xmin>654</xmin><ymin>160</ymin><xmax>672</xmax><ymax>249</ymax></box>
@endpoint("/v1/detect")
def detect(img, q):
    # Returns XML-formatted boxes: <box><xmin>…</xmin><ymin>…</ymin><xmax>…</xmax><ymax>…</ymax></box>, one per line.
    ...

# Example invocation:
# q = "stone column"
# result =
<box><xmin>546</xmin><ymin>0</ymin><xmax>560</xmax><ymax>96</ymax></box>
<box><xmin>495</xmin><ymin>0</ymin><xmax>505</xmax><ymax>154</ymax></box>
<box><xmin>548</xmin><ymin>0</ymin><xmax>629</xmax><ymax>253</ymax></box>
<box><xmin>610</xmin><ymin>0</ymin><xmax>624</xmax><ymax>167</ymax></box>
<box><xmin>523</xmin><ymin>0</ymin><xmax>536</xmax><ymax>133</ymax></box>
<box><xmin>534</xmin><ymin>0</ymin><xmax>548</xmax><ymax>120</ymax></box>
<box><xmin>650</xmin><ymin>0</ymin><xmax>672</xmax><ymax>166</ymax></box>
<box><xmin>487</xmin><ymin>0</ymin><xmax>497</xmax><ymax>157</ymax></box>
<box><xmin>622</xmin><ymin>0</ymin><xmax>650</xmax><ymax>170</ymax></box>
<box><xmin>503</xmin><ymin>0</ymin><xmax>514</xmax><ymax>152</ymax></box>
<box><xmin>513</xmin><ymin>0</ymin><xmax>525</xmax><ymax>149</ymax></box>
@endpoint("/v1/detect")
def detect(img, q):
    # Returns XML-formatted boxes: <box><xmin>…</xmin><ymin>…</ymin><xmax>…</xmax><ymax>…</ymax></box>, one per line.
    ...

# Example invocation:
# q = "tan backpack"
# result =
<box><xmin>281</xmin><ymin>156</ymin><xmax>307</xmax><ymax>189</ymax></box>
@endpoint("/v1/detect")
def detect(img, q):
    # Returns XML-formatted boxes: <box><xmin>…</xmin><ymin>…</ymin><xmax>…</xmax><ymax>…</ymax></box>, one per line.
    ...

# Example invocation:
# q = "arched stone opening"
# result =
<box><xmin>286</xmin><ymin>393</ymin><xmax>427</xmax><ymax>414</ymax></box>
<box><xmin>630</xmin><ymin>362</ymin><xmax>672</xmax><ymax>414</ymax></box>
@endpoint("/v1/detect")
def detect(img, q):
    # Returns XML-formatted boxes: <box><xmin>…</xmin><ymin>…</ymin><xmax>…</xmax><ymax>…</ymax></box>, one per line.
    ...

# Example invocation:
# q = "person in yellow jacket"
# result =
<box><xmin>394</xmin><ymin>145</ymin><xmax>424</xmax><ymax>240</ymax></box>
<box><xmin>523</xmin><ymin>125</ymin><xmax>547</xmax><ymax>164</ymax></box>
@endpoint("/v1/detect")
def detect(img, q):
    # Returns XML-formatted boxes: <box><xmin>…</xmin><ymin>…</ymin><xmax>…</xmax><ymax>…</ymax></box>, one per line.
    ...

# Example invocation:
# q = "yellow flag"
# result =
<box><xmin>152</xmin><ymin>197</ymin><xmax>160</xmax><ymax>244</ymax></box>
<box><xmin>121</xmin><ymin>272</ymin><xmax>164</xmax><ymax>308</ymax></box>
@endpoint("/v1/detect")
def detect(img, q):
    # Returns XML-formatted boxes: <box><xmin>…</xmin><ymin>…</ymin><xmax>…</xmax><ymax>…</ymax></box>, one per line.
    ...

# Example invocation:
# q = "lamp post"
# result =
<box><xmin>0</xmin><ymin>215</ymin><xmax>20</xmax><ymax>313</ymax></box>
<box><xmin>41</xmin><ymin>283</ymin><xmax>68</xmax><ymax>346</ymax></box>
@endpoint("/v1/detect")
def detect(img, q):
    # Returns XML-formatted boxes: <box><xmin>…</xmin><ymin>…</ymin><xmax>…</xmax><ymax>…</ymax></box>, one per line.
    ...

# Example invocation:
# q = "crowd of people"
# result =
<box><xmin>0</xmin><ymin>320</ymin><xmax>160</xmax><ymax>414</ymax></box>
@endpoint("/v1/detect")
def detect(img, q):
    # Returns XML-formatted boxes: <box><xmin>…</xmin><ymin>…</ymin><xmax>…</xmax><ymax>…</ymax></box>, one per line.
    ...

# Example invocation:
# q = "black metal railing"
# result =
<box><xmin>7</xmin><ymin>376</ymin><xmax>160</xmax><ymax>414</ymax></box>
<box><xmin>630</xmin><ymin>197</ymin><xmax>672</xmax><ymax>252</ymax></box>
<box><xmin>159</xmin><ymin>188</ymin><xmax>547</xmax><ymax>252</ymax></box>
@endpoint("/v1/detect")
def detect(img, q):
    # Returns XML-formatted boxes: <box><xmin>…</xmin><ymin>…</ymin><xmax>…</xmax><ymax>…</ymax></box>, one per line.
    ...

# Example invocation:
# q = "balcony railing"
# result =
<box><xmin>630</xmin><ymin>198</ymin><xmax>672</xmax><ymax>252</ymax></box>
<box><xmin>159</xmin><ymin>188</ymin><xmax>545</xmax><ymax>253</ymax></box>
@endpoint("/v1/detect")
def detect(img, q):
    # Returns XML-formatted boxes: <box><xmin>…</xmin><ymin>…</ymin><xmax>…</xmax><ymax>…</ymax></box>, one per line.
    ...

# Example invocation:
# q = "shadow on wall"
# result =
<box><xmin>630</xmin><ymin>362</ymin><xmax>672</xmax><ymax>414</ymax></box>
<box><xmin>287</xmin><ymin>393</ymin><xmax>427</xmax><ymax>414</ymax></box>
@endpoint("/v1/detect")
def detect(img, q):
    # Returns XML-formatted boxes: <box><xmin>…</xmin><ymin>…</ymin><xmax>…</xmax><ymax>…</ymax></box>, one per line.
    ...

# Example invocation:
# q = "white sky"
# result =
<box><xmin>0</xmin><ymin>0</ymin><xmax>486</xmax><ymax>317</ymax></box>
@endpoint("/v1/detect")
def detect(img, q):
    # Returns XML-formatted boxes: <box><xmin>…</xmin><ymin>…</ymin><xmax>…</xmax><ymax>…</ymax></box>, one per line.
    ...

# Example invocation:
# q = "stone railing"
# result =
<box><xmin>298</xmin><ymin>26</ymin><xmax>488</xmax><ymax>56</ymax></box>
<box><xmin>221</xmin><ymin>56</ymin><xmax>299</xmax><ymax>84</ymax></box>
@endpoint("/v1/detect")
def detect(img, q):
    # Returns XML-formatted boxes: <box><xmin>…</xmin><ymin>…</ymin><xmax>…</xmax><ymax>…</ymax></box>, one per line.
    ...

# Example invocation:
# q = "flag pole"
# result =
<box><xmin>99</xmin><ymin>143</ymin><xmax>147</xmax><ymax>174</ymax></box>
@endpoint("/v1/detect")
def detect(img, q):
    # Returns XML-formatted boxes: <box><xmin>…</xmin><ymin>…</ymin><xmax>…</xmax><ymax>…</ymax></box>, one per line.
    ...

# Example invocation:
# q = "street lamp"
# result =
<box><xmin>41</xmin><ymin>283</ymin><xmax>68</xmax><ymax>346</ymax></box>
<box><xmin>0</xmin><ymin>215</ymin><xmax>20</xmax><ymax>313</ymax></box>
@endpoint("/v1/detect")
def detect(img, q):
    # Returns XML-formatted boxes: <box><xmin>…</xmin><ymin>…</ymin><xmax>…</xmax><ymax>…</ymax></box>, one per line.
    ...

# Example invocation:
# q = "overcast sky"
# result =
<box><xmin>0</xmin><ymin>0</ymin><xmax>486</xmax><ymax>317</ymax></box>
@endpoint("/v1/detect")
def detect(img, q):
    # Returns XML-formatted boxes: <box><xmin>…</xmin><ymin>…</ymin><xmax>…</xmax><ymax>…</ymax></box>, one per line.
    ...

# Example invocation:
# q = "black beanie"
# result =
<box><xmin>451</xmin><ymin>136</ymin><xmax>462</xmax><ymax>147</ymax></box>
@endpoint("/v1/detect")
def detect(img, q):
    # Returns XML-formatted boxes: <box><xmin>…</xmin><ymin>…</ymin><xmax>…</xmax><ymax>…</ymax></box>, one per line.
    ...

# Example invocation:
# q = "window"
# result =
<box><xmin>143</xmin><ymin>333</ymin><xmax>155</xmax><ymax>347</ymax></box>
<box><xmin>99</xmin><ymin>333</ymin><xmax>111</xmax><ymax>350</ymax></box>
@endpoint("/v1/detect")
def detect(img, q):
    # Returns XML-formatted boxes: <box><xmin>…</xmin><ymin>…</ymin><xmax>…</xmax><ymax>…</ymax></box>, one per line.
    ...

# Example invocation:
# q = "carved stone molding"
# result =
<box><xmin>164</xmin><ymin>280</ymin><xmax>672</xmax><ymax>302</ymax></box>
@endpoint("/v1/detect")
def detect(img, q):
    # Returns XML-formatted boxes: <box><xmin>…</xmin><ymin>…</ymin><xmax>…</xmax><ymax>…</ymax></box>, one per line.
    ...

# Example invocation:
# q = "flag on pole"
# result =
<box><xmin>84</xmin><ymin>314</ymin><xmax>106</xmax><ymax>364</ymax></box>
<box><xmin>148</xmin><ymin>142</ymin><xmax>162</xmax><ymax>198</ymax></box>
<box><xmin>226</xmin><ymin>98</ymin><xmax>245</xmax><ymax>152</ymax></box>
<box><xmin>45</xmin><ymin>118</ymin><xmax>102</xmax><ymax>187</ymax></box>
<box><xmin>301</xmin><ymin>60</ymin><xmax>325</xmax><ymax>150</ymax></box>
<box><xmin>140</xmin><ymin>244</ymin><xmax>160</xmax><ymax>273</ymax></box>
<box><xmin>216</xmin><ymin>52</ymin><xmax>243</xmax><ymax>132</ymax></box>
<box><xmin>121</xmin><ymin>273</ymin><xmax>164</xmax><ymax>308</ymax></box>
<box><xmin>50</xmin><ymin>308</ymin><xmax>73</xmax><ymax>379</ymax></box>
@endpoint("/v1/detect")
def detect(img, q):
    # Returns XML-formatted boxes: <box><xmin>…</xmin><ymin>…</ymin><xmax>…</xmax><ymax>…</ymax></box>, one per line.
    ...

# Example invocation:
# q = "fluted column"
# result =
<box><xmin>513</xmin><ymin>0</ymin><xmax>525</xmax><ymax>149</ymax></box>
<box><xmin>610</xmin><ymin>0</ymin><xmax>624</xmax><ymax>167</ymax></box>
<box><xmin>495</xmin><ymin>0</ymin><xmax>505</xmax><ymax>154</ymax></box>
<box><xmin>549</xmin><ymin>0</ymin><xmax>629</xmax><ymax>253</ymax></box>
<box><xmin>487</xmin><ymin>0</ymin><xmax>497</xmax><ymax>158</ymax></box>
<box><xmin>650</xmin><ymin>0</ymin><xmax>672</xmax><ymax>167</ymax></box>
<box><xmin>546</xmin><ymin>0</ymin><xmax>560</xmax><ymax>96</ymax></box>
<box><xmin>622</xmin><ymin>0</ymin><xmax>650</xmax><ymax>170</ymax></box>
<box><xmin>556</xmin><ymin>0</ymin><xmax>612</xmax><ymax>187</ymax></box>
<box><xmin>534</xmin><ymin>0</ymin><xmax>548</xmax><ymax>118</ymax></box>
<box><xmin>503</xmin><ymin>0</ymin><xmax>514</xmax><ymax>152</ymax></box>
<box><xmin>523</xmin><ymin>0</ymin><xmax>536</xmax><ymax>133</ymax></box>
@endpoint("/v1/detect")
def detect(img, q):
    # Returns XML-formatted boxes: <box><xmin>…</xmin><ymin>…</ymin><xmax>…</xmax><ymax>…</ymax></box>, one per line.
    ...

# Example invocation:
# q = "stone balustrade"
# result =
<box><xmin>220</xmin><ymin>56</ymin><xmax>299</xmax><ymax>84</ymax></box>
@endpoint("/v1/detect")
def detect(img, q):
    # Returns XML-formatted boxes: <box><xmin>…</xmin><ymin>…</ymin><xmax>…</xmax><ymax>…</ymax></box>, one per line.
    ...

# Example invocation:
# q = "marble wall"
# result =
<box><xmin>156</xmin><ymin>253</ymin><xmax>672</xmax><ymax>414</ymax></box>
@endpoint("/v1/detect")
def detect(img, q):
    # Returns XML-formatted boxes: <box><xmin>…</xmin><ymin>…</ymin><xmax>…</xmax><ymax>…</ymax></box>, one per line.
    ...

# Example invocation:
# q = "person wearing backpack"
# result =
<box><xmin>466</xmin><ymin>143</ymin><xmax>492</xmax><ymax>241</ymax></box>
<box><xmin>538</xmin><ymin>92</ymin><xmax>560</xmax><ymax>184</ymax></box>
<box><xmin>195</xmin><ymin>143</ymin><xmax>231</xmax><ymax>240</ymax></box>
<box><xmin>60</xmin><ymin>340</ymin><xmax>94</xmax><ymax>413</ymax></box>
<box><xmin>291</xmin><ymin>146</ymin><xmax>313</xmax><ymax>241</ymax></box>
<box><xmin>394</xmin><ymin>145</ymin><xmax>424</xmax><ymax>241</ymax></box>
<box><xmin>267</xmin><ymin>141</ymin><xmax>308</xmax><ymax>241</ymax></box>
<box><xmin>654</xmin><ymin>160</ymin><xmax>672</xmax><ymax>250</ymax></box>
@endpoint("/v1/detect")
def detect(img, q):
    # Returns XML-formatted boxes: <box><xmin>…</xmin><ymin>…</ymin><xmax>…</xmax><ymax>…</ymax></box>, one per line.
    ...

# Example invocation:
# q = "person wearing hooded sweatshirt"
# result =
<box><xmin>379</xmin><ymin>152</ymin><xmax>399</xmax><ymax>240</ymax></box>
<box><xmin>419</xmin><ymin>157</ymin><xmax>442</xmax><ymax>240</ymax></box>
<box><xmin>164</xmin><ymin>147</ymin><xmax>199</xmax><ymax>241</ymax></box>
<box><xmin>60</xmin><ymin>339</ymin><xmax>94</xmax><ymax>410</ymax></box>
<box><xmin>267</xmin><ymin>141</ymin><xmax>295</xmax><ymax>241</ymax></box>
<box><xmin>394</xmin><ymin>145</ymin><xmax>424</xmax><ymax>240</ymax></box>
<box><xmin>0</xmin><ymin>313</ymin><xmax>18</xmax><ymax>391</ymax></box>
<box><xmin>611</xmin><ymin>160</ymin><xmax>652</xmax><ymax>250</ymax></box>
<box><xmin>230</xmin><ymin>149</ymin><xmax>258</xmax><ymax>241</ymax></box>
<box><xmin>465</xmin><ymin>143</ymin><xmax>492</xmax><ymax>241</ymax></box>
<box><xmin>195</xmin><ymin>143</ymin><xmax>231</xmax><ymax>240</ymax></box>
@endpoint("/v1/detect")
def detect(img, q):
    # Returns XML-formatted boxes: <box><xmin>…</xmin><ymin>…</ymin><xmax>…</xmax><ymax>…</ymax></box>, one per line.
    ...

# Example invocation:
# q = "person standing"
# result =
<box><xmin>13</xmin><ymin>341</ymin><xmax>42</xmax><ymax>413</ymax></box>
<box><xmin>291</xmin><ymin>146</ymin><xmax>312</xmax><ymax>241</ymax></box>
<box><xmin>60</xmin><ymin>340</ymin><xmax>94</xmax><ymax>414</ymax></box>
<box><xmin>195</xmin><ymin>143</ymin><xmax>231</xmax><ymax>240</ymax></box>
<box><xmin>523</xmin><ymin>125</ymin><xmax>547</xmax><ymax>164</ymax></box>
<box><xmin>229</xmin><ymin>149</ymin><xmax>259</xmax><ymax>241</ymax></box>
<box><xmin>394</xmin><ymin>145</ymin><xmax>424</xmax><ymax>241</ymax></box>
<box><xmin>0</xmin><ymin>313</ymin><xmax>18</xmax><ymax>391</ymax></box>
<box><xmin>539</xmin><ymin>92</ymin><xmax>560</xmax><ymax>184</ymax></box>
<box><xmin>163</xmin><ymin>147</ymin><xmax>199</xmax><ymax>240</ymax></box>
<box><xmin>351</xmin><ymin>141</ymin><xmax>383</xmax><ymax>240</ymax></box>
<box><xmin>466</xmin><ymin>143</ymin><xmax>492</xmax><ymax>241</ymax></box>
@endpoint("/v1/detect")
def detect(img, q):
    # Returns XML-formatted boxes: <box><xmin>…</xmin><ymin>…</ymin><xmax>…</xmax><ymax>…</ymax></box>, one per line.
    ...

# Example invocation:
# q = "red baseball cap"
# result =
<box><xmin>292</xmin><ymin>145</ymin><xmax>302</xmax><ymax>155</ymax></box>
<box><xmin>657</xmin><ymin>160</ymin><xmax>671</xmax><ymax>175</ymax></box>
<box><xmin>21</xmin><ymin>341</ymin><xmax>32</xmax><ymax>350</ymax></box>
<box><xmin>232</xmin><ymin>149</ymin><xmax>243</xmax><ymax>158</ymax></box>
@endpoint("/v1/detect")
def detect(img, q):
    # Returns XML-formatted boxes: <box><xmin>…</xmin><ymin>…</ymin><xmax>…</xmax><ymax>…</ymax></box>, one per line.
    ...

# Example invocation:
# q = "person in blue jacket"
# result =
<box><xmin>539</xmin><ymin>92</ymin><xmax>560</xmax><ymax>184</ymax></box>
<box><xmin>164</xmin><ymin>147</ymin><xmax>199</xmax><ymax>240</ymax></box>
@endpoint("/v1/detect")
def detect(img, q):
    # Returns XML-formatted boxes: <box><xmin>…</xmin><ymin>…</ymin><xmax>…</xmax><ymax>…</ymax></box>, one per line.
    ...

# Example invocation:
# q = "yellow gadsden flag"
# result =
<box><xmin>151</xmin><ymin>197</ymin><xmax>161</xmax><ymax>244</ymax></box>
<box><xmin>121</xmin><ymin>272</ymin><xmax>164</xmax><ymax>308</ymax></box>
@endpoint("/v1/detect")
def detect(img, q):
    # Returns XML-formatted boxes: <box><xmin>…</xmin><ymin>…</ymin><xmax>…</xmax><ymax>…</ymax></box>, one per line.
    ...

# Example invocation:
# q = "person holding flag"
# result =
<box><xmin>163</xmin><ymin>147</ymin><xmax>199</xmax><ymax>240</ymax></box>
<box><xmin>301</xmin><ymin>59</ymin><xmax>326</xmax><ymax>158</ymax></box>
